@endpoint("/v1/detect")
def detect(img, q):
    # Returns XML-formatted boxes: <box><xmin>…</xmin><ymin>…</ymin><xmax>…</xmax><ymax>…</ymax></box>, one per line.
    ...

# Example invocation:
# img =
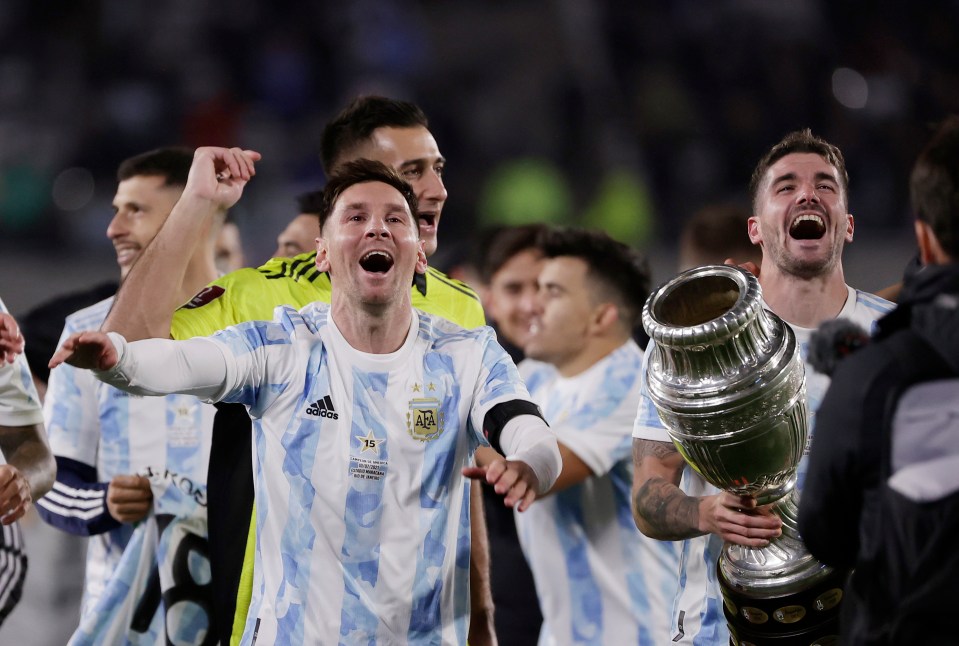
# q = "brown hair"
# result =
<box><xmin>749</xmin><ymin>129</ymin><xmax>849</xmax><ymax>210</ymax></box>
<box><xmin>318</xmin><ymin>159</ymin><xmax>418</xmax><ymax>231</ymax></box>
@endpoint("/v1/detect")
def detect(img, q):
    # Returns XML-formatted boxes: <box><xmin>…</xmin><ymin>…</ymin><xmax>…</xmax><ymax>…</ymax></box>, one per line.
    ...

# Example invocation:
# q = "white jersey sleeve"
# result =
<box><xmin>0</xmin><ymin>296</ymin><xmax>42</xmax><ymax>427</ymax></box>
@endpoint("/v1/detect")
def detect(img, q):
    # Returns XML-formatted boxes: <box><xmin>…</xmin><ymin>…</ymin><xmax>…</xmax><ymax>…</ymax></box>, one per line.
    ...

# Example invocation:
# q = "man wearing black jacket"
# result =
<box><xmin>799</xmin><ymin>116</ymin><xmax>959</xmax><ymax>644</ymax></box>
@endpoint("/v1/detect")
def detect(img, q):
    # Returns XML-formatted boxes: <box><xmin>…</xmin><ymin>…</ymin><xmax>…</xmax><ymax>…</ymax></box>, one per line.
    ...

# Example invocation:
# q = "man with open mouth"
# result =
<box><xmin>631</xmin><ymin>129</ymin><xmax>894</xmax><ymax>645</ymax></box>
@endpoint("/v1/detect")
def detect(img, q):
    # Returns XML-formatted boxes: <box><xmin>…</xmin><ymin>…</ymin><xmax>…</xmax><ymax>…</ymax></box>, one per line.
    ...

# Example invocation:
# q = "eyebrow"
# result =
<box><xmin>341</xmin><ymin>201</ymin><xmax>411</xmax><ymax>214</ymax></box>
<box><xmin>771</xmin><ymin>171</ymin><xmax>838</xmax><ymax>186</ymax></box>
<box><xmin>399</xmin><ymin>155</ymin><xmax>446</xmax><ymax>167</ymax></box>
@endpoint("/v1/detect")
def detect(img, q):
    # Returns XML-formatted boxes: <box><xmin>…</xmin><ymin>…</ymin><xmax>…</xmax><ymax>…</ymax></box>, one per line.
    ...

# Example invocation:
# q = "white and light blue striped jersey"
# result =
<box><xmin>37</xmin><ymin>296</ymin><xmax>216</xmax><ymax>643</ymax></box>
<box><xmin>0</xmin><ymin>295</ymin><xmax>37</xmax><ymax>622</ymax></box>
<box><xmin>632</xmin><ymin>286</ymin><xmax>892</xmax><ymax>645</ymax></box>
<box><xmin>206</xmin><ymin>303</ymin><xmax>533</xmax><ymax>645</ymax></box>
<box><xmin>0</xmin><ymin>295</ymin><xmax>42</xmax><ymax>428</ymax></box>
<box><xmin>516</xmin><ymin>341</ymin><xmax>680</xmax><ymax>646</ymax></box>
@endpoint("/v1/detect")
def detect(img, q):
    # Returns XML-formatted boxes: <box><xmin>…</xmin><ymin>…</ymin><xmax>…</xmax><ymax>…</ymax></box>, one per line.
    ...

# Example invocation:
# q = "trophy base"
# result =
<box><xmin>721</xmin><ymin>563</ymin><xmax>846</xmax><ymax>645</ymax></box>
<box><xmin>718</xmin><ymin>493</ymin><xmax>847</xmax><ymax>645</ymax></box>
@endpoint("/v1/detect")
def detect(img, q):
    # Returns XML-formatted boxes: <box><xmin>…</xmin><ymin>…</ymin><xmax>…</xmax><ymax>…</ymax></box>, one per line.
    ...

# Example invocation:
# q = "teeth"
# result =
<box><xmin>792</xmin><ymin>214</ymin><xmax>823</xmax><ymax>228</ymax></box>
<box><xmin>362</xmin><ymin>251</ymin><xmax>392</xmax><ymax>261</ymax></box>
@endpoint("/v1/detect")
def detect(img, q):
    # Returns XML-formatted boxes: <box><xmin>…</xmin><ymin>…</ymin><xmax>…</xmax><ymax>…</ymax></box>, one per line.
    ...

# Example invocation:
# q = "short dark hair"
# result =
<box><xmin>478</xmin><ymin>224</ymin><xmax>550</xmax><ymax>284</ymax></box>
<box><xmin>318</xmin><ymin>159</ymin><xmax>418</xmax><ymax>231</ymax></box>
<box><xmin>749</xmin><ymin>129</ymin><xmax>849</xmax><ymax>210</ymax></box>
<box><xmin>680</xmin><ymin>203</ymin><xmax>760</xmax><ymax>268</ymax></box>
<box><xmin>539</xmin><ymin>226</ymin><xmax>651</xmax><ymax>330</ymax></box>
<box><xmin>296</xmin><ymin>189</ymin><xmax>325</xmax><ymax>216</ymax></box>
<box><xmin>910</xmin><ymin>116</ymin><xmax>959</xmax><ymax>258</ymax></box>
<box><xmin>116</xmin><ymin>147</ymin><xmax>193</xmax><ymax>187</ymax></box>
<box><xmin>320</xmin><ymin>96</ymin><xmax>429</xmax><ymax>175</ymax></box>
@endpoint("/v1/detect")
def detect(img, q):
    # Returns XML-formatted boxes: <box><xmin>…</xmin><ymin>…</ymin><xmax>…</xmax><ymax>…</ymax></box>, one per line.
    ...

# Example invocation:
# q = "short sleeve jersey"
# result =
<box><xmin>516</xmin><ymin>341</ymin><xmax>679</xmax><ymax>645</ymax></box>
<box><xmin>632</xmin><ymin>286</ymin><xmax>893</xmax><ymax>644</ymax></box>
<box><xmin>0</xmin><ymin>296</ymin><xmax>43</xmax><ymax>429</ymax></box>
<box><xmin>204</xmin><ymin>303</ymin><xmax>530</xmax><ymax>645</ymax></box>
<box><xmin>38</xmin><ymin>296</ymin><xmax>216</xmax><ymax>642</ymax></box>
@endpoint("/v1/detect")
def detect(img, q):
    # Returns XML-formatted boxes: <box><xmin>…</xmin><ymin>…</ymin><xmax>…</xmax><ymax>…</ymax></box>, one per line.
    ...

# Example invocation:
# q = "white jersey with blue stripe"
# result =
<box><xmin>206</xmin><ymin>303</ymin><xmax>533</xmax><ymax>645</ymax></box>
<box><xmin>632</xmin><ymin>286</ymin><xmax>892</xmax><ymax>644</ymax></box>
<box><xmin>0</xmin><ymin>295</ymin><xmax>42</xmax><ymax>428</ymax></box>
<box><xmin>516</xmin><ymin>340</ymin><xmax>680</xmax><ymax>645</ymax></box>
<box><xmin>38</xmin><ymin>296</ymin><xmax>216</xmax><ymax>644</ymax></box>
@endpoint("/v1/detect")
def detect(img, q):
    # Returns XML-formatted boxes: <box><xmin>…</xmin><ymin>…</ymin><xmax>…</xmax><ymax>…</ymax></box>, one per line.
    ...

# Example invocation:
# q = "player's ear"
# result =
<box><xmin>414</xmin><ymin>239</ymin><xmax>428</xmax><ymax>275</ymax></box>
<box><xmin>316</xmin><ymin>236</ymin><xmax>331</xmax><ymax>273</ymax></box>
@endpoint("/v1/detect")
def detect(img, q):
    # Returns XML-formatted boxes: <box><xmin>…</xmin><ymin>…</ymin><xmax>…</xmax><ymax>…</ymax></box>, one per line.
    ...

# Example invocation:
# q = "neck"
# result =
<box><xmin>758</xmin><ymin>262</ymin><xmax>849</xmax><ymax>328</ymax></box>
<box><xmin>330</xmin><ymin>296</ymin><xmax>413</xmax><ymax>354</ymax></box>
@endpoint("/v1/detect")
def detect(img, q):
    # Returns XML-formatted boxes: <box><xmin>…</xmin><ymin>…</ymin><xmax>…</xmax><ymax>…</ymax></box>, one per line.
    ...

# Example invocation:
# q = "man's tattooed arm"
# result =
<box><xmin>631</xmin><ymin>438</ymin><xmax>704</xmax><ymax>540</ymax></box>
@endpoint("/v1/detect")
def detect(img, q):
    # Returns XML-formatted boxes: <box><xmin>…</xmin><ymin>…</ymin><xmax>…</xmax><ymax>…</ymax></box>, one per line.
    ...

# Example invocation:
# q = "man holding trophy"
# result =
<box><xmin>631</xmin><ymin>129</ymin><xmax>892</xmax><ymax>644</ymax></box>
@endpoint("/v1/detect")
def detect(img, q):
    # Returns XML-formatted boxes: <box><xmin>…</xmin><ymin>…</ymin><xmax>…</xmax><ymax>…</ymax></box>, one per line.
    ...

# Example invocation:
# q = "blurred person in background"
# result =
<box><xmin>272</xmin><ymin>190</ymin><xmax>323</xmax><ymax>259</ymax></box>
<box><xmin>474</xmin><ymin>223</ymin><xmax>549</xmax><ymax>644</ymax></box>
<box><xmin>515</xmin><ymin>226</ymin><xmax>678</xmax><ymax>645</ymax></box>
<box><xmin>678</xmin><ymin>203</ymin><xmax>762</xmax><ymax>271</ymax></box>
<box><xmin>478</xmin><ymin>224</ymin><xmax>549</xmax><ymax>364</ymax></box>
<box><xmin>215</xmin><ymin>214</ymin><xmax>247</xmax><ymax>273</ymax></box>
<box><xmin>36</xmin><ymin>147</ymin><xmax>222</xmax><ymax>643</ymax></box>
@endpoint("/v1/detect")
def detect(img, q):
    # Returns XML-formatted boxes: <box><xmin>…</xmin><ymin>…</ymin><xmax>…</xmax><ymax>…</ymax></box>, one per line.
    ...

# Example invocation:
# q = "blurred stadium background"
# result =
<box><xmin>2</xmin><ymin>0</ymin><xmax>956</xmax><ymax>314</ymax></box>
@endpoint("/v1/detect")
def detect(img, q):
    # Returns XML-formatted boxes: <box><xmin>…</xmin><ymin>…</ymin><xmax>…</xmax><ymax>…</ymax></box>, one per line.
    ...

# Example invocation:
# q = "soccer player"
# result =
<box><xmin>0</xmin><ymin>303</ymin><xmax>56</xmax><ymax>625</ymax></box>
<box><xmin>35</xmin><ymin>148</ymin><xmax>222</xmax><ymax>643</ymax></box>
<box><xmin>100</xmin><ymin>97</ymin><xmax>493</xmax><ymax>644</ymax></box>
<box><xmin>631</xmin><ymin>129</ymin><xmax>894</xmax><ymax>644</ymax></box>
<box><xmin>50</xmin><ymin>159</ymin><xmax>561</xmax><ymax>644</ymax></box>
<box><xmin>511</xmin><ymin>227</ymin><xmax>679</xmax><ymax>644</ymax></box>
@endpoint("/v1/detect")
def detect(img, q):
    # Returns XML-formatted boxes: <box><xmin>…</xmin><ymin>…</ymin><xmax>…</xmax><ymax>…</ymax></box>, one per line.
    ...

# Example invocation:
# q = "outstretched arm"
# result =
<box><xmin>101</xmin><ymin>147</ymin><xmax>260</xmax><ymax>341</ymax></box>
<box><xmin>463</xmin><ymin>413</ymin><xmax>561</xmax><ymax>512</ymax></box>
<box><xmin>50</xmin><ymin>331</ymin><xmax>233</xmax><ymax>402</ymax></box>
<box><xmin>631</xmin><ymin>438</ymin><xmax>781</xmax><ymax>546</ymax></box>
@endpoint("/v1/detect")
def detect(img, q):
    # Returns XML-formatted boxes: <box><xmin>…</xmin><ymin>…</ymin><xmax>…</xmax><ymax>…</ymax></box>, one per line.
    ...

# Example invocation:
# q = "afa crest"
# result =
<box><xmin>407</xmin><ymin>398</ymin><xmax>446</xmax><ymax>442</ymax></box>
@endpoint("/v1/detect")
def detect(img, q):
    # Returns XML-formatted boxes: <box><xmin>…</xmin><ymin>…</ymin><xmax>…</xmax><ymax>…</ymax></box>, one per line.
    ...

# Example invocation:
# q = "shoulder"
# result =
<box><xmin>827</xmin><ymin>334</ymin><xmax>911</xmax><ymax>408</ymax></box>
<box><xmin>851</xmin><ymin>288</ymin><xmax>895</xmax><ymax>321</ymax></box>
<box><xmin>257</xmin><ymin>252</ymin><xmax>325</xmax><ymax>283</ymax></box>
<box><xmin>415</xmin><ymin>310</ymin><xmax>494</xmax><ymax>347</ymax></box>
<box><xmin>414</xmin><ymin>267</ymin><xmax>485</xmax><ymax>329</ymax></box>
<box><xmin>64</xmin><ymin>296</ymin><xmax>114</xmax><ymax>330</ymax></box>
<box><xmin>424</xmin><ymin>267</ymin><xmax>481</xmax><ymax>300</ymax></box>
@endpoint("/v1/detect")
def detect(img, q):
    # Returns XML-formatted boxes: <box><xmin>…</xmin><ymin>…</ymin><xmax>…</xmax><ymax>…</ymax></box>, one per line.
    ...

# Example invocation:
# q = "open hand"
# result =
<box><xmin>48</xmin><ymin>331</ymin><xmax>119</xmax><ymax>372</ymax></box>
<box><xmin>463</xmin><ymin>458</ymin><xmax>542</xmax><ymax>512</ymax></box>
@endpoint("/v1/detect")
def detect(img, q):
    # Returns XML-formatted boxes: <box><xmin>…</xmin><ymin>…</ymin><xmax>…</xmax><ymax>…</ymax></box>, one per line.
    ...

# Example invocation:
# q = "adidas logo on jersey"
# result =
<box><xmin>305</xmin><ymin>395</ymin><xmax>338</xmax><ymax>419</ymax></box>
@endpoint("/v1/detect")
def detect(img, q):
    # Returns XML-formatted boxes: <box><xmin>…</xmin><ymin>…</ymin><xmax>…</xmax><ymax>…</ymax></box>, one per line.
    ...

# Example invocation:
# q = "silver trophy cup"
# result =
<box><xmin>643</xmin><ymin>265</ymin><xmax>844</xmax><ymax>646</ymax></box>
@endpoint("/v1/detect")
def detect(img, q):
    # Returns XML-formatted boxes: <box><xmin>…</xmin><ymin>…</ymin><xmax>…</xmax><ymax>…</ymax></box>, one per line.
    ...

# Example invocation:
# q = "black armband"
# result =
<box><xmin>482</xmin><ymin>400</ymin><xmax>546</xmax><ymax>456</ymax></box>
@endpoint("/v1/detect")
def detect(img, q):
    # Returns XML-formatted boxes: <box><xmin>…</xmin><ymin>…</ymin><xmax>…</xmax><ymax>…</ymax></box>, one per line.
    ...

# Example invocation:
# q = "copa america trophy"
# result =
<box><xmin>642</xmin><ymin>265</ymin><xmax>844</xmax><ymax>646</ymax></box>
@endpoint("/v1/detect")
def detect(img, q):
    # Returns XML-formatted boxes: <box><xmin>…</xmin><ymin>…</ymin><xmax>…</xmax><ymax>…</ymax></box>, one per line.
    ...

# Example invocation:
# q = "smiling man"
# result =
<box><xmin>36</xmin><ymin>148</ymin><xmax>222</xmax><ymax>644</ymax></box>
<box><xmin>50</xmin><ymin>159</ymin><xmax>560</xmax><ymax>645</ymax></box>
<box><xmin>631</xmin><ymin>129</ymin><xmax>893</xmax><ymax>644</ymax></box>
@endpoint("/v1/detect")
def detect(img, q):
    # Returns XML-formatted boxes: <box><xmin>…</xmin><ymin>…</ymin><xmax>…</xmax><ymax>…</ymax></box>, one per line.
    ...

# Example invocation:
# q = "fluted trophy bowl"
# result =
<box><xmin>643</xmin><ymin>265</ymin><xmax>844</xmax><ymax>645</ymax></box>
